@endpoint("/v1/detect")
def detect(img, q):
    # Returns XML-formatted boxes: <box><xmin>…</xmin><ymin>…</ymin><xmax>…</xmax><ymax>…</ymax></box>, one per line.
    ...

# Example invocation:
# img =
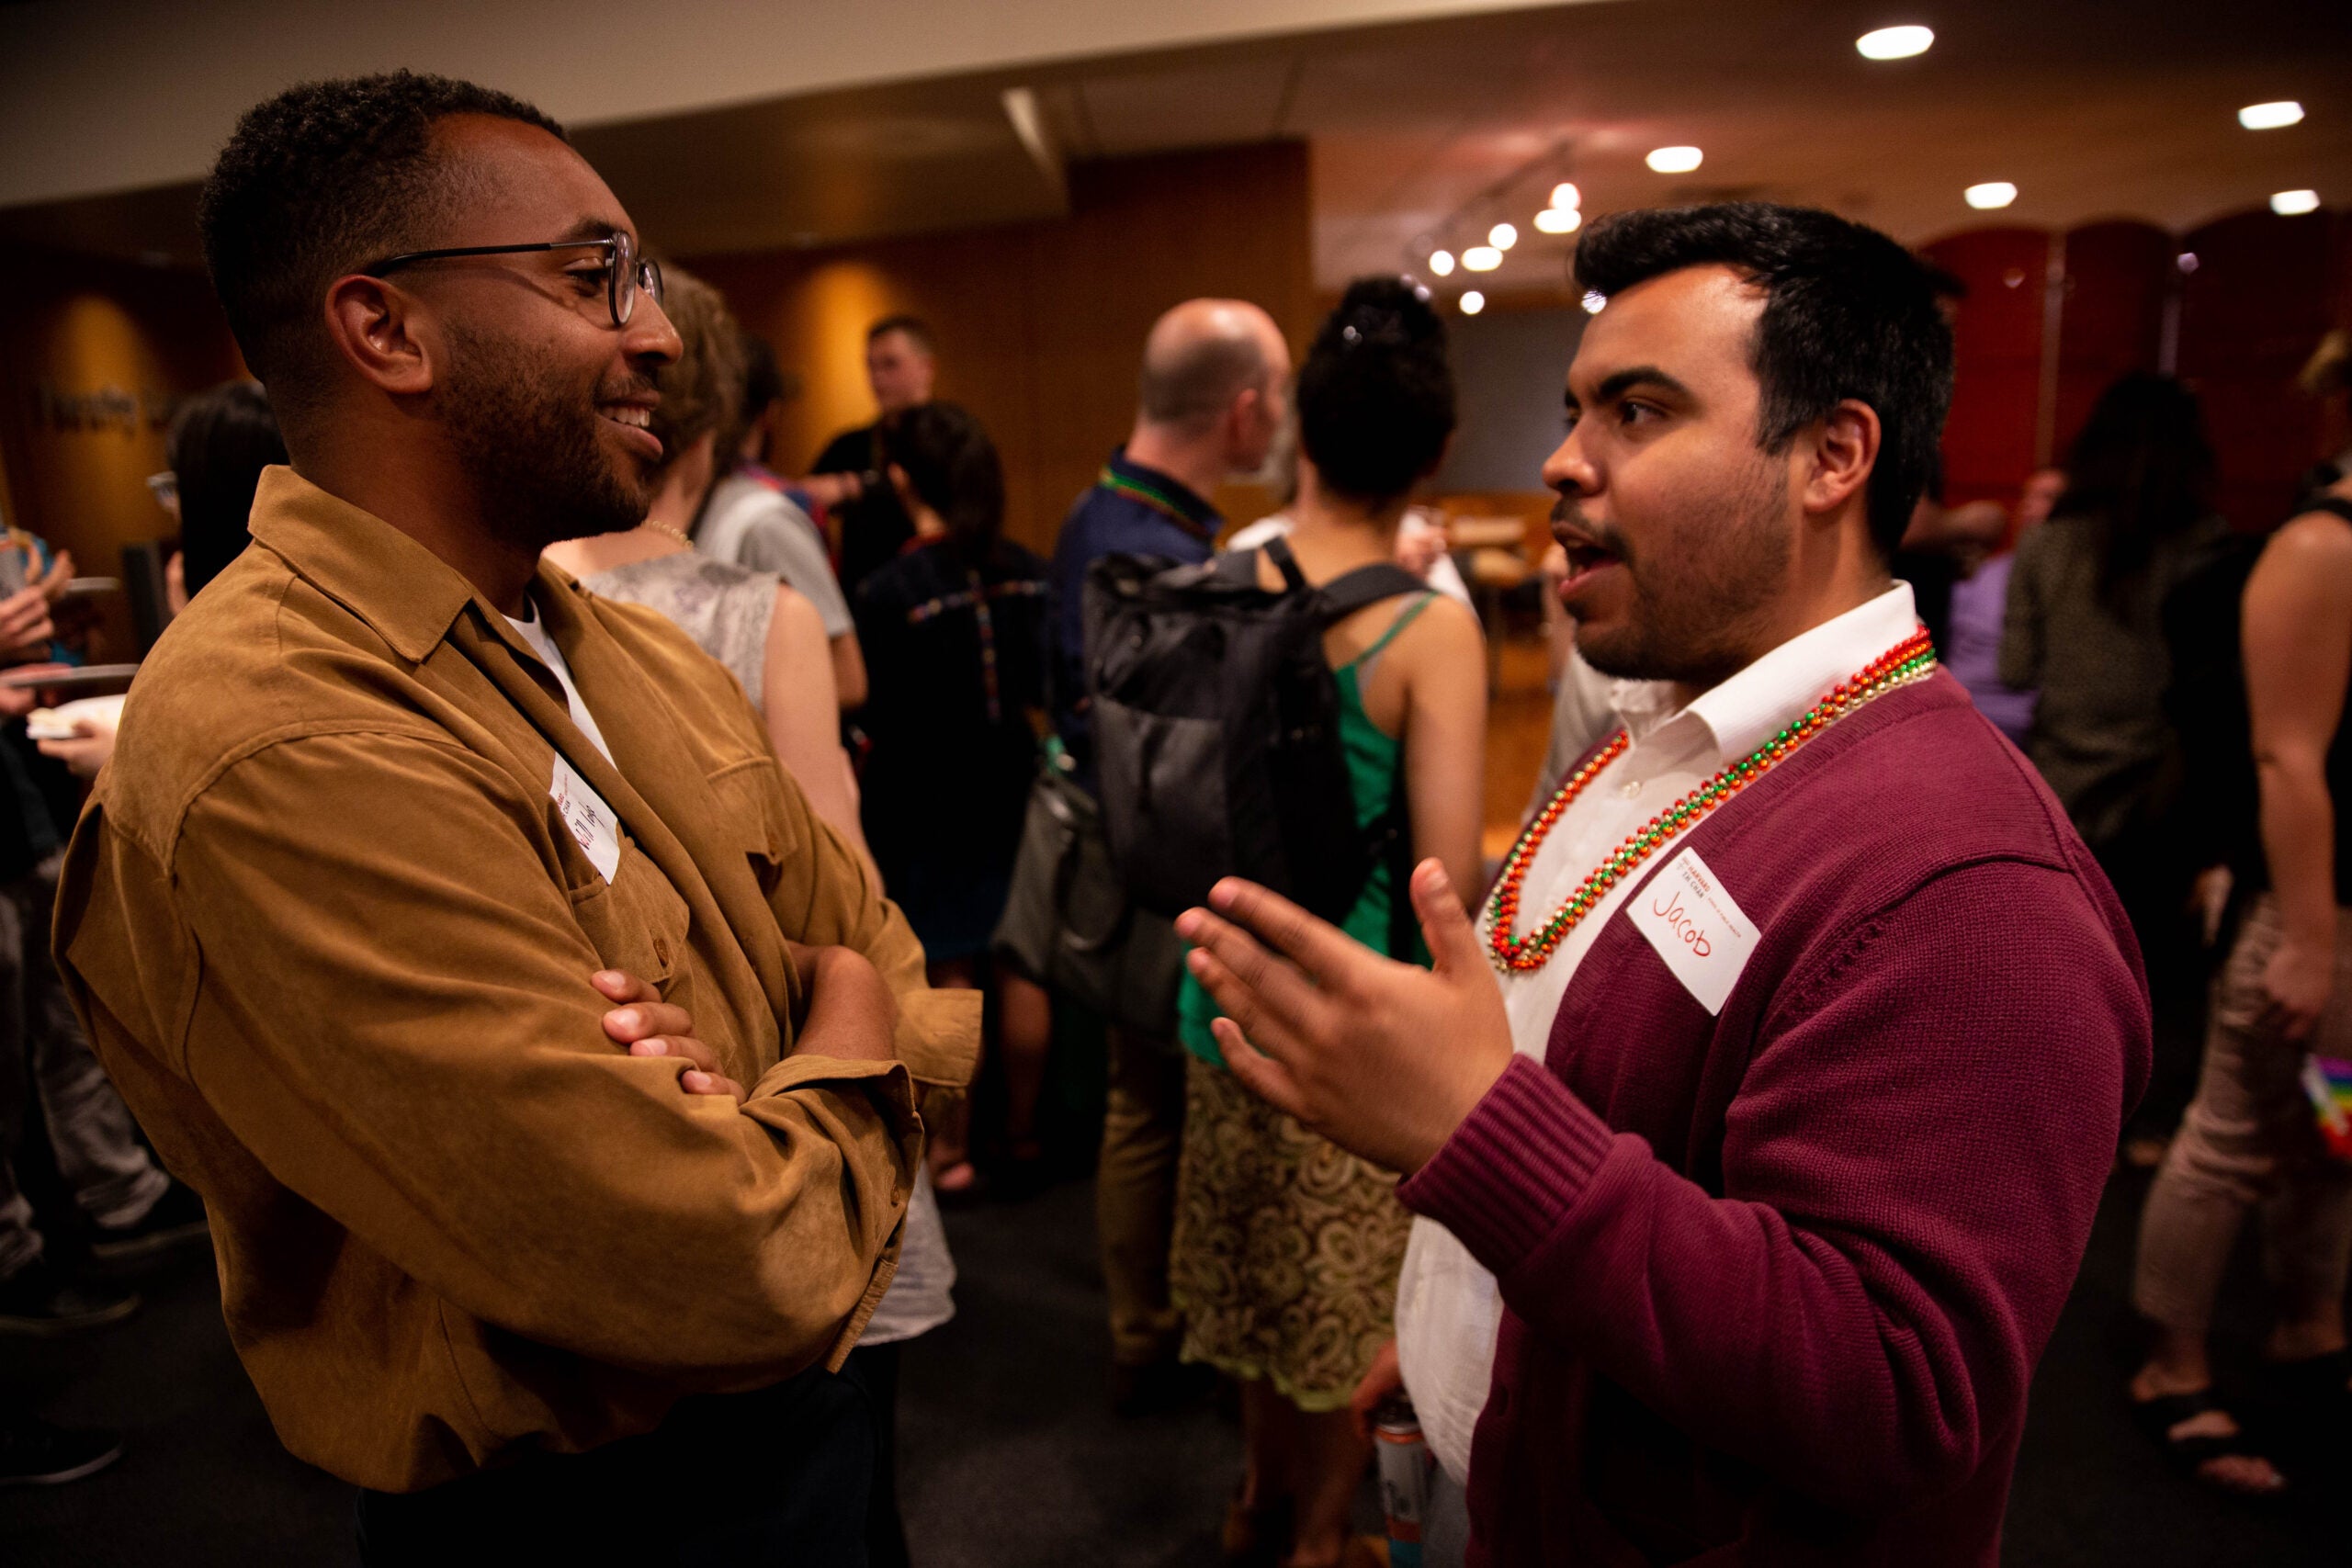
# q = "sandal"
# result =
<box><xmin>2129</xmin><ymin>1388</ymin><xmax>2287</xmax><ymax>1495</ymax></box>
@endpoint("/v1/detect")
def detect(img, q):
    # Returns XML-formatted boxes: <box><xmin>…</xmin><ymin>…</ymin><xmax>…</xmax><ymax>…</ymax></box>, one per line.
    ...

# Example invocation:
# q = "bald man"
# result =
<box><xmin>1017</xmin><ymin>299</ymin><xmax>1290</xmax><ymax>1410</ymax></box>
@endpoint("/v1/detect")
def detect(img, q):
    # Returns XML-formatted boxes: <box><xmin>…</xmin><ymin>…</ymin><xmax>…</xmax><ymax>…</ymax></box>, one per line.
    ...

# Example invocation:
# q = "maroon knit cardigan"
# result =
<box><xmin>1398</xmin><ymin>670</ymin><xmax>2150</xmax><ymax>1566</ymax></box>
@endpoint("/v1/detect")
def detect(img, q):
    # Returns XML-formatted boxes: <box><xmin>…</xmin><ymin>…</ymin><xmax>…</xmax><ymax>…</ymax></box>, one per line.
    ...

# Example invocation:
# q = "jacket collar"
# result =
<box><xmin>245</xmin><ymin>465</ymin><xmax>511</xmax><ymax>664</ymax></box>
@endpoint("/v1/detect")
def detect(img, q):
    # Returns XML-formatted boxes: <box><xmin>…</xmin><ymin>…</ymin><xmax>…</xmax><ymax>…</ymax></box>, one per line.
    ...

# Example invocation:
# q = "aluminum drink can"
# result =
<box><xmin>1374</xmin><ymin>1400</ymin><xmax>1433</xmax><ymax>1568</ymax></box>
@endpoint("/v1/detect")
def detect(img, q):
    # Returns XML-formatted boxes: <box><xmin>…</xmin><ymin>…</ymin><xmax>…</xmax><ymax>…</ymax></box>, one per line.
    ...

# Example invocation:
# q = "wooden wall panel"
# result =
<box><xmin>0</xmin><ymin>251</ymin><xmax>243</xmax><ymax>652</ymax></box>
<box><xmin>2052</xmin><ymin>220</ymin><xmax>2173</xmax><ymax>461</ymax></box>
<box><xmin>2177</xmin><ymin>209</ymin><xmax>2337</xmax><ymax>529</ymax></box>
<box><xmin>688</xmin><ymin>141</ymin><xmax>1314</xmax><ymax>558</ymax></box>
<box><xmin>1921</xmin><ymin>227</ymin><xmax>2051</xmax><ymax>510</ymax></box>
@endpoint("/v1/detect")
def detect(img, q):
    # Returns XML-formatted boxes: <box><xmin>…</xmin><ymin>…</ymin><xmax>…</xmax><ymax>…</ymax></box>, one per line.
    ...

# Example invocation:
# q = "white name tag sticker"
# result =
<box><xmin>549</xmin><ymin>755</ymin><xmax>622</xmax><ymax>885</ymax></box>
<box><xmin>1627</xmin><ymin>847</ymin><xmax>1758</xmax><ymax>1015</ymax></box>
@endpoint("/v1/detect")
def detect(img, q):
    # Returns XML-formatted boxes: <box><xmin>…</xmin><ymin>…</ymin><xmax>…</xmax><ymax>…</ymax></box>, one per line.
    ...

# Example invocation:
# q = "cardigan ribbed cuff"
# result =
<box><xmin>1396</xmin><ymin>1054</ymin><xmax>1617</xmax><ymax>1273</ymax></box>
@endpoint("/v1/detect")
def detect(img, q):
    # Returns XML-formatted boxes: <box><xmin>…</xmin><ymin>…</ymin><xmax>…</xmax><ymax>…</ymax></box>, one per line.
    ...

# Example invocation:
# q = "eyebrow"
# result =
<box><xmin>1577</xmin><ymin>366</ymin><xmax>1692</xmax><ymax>408</ymax></box>
<box><xmin>553</xmin><ymin>216</ymin><xmax>625</xmax><ymax>244</ymax></box>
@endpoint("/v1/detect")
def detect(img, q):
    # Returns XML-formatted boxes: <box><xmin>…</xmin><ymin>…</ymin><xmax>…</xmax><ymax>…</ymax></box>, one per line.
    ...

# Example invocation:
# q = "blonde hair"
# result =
<box><xmin>649</xmin><ymin>265</ymin><xmax>745</xmax><ymax>471</ymax></box>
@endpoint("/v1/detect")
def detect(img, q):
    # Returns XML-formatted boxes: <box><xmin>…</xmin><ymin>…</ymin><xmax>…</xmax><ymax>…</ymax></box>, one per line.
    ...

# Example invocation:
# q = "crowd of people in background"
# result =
<box><xmin>0</xmin><ymin>65</ymin><xmax>2346</xmax><ymax>1568</ymax></box>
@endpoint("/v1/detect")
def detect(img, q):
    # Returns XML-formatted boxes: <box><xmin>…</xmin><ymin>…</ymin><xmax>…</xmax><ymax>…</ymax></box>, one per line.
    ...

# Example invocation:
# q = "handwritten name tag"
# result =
<box><xmin>1628</xmin><ymin>847</ymin><xmax>1757</xmax><ymax>1014</ymax></box>
<box><xmin>550</xmin><ymin>754</ymin><xmax>622</xmax><ymax>885</ymax></box>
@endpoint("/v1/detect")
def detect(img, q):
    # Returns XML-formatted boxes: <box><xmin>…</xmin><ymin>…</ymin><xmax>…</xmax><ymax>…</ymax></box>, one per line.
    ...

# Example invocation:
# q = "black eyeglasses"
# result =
<box><xmin>361</xmin><ymin>231</ymin><xmax>663</xmax><ymax>329</ymax></box>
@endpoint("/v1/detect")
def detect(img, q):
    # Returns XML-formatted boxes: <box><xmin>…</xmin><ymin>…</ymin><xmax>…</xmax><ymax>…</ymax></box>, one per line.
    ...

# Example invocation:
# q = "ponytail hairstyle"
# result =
<box><xmin>1295</xmin><ymin>276</ymin><xmax>1456</xmax><ymax>506</ymax></box>
<box><xmin>877</xmin><ymin>400</ymin><xmax>1004</xmax><ymax>563</ymax></box>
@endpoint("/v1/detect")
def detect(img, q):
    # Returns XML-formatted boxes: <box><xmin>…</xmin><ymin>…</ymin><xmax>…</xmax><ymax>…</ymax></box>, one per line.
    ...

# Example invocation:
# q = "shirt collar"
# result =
<box><xmin>1610</xmin><ymin>581</ymin><xmax>1922</xmax><ymax>763</ymax></box>
<box><xmin>1102</xmin><ymin>447</ymin><xmax>1221</xmax><ymax>537</ymax></box>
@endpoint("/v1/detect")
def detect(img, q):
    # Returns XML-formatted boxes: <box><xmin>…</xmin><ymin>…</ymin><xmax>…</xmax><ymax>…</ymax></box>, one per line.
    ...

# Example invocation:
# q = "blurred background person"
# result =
<box><xmin>853</xmin><ymin>400</ymin><xmax>1052</xmax><ymax>1198</ymax></box>
<box><xmin>2002</xmin><ymin>373</ymin><xmax>2249</xmax><ymax>1156</ymax></box>
<box><xmin>1167</xmin><ymin>277</ymin><xmax>1485</xmax><ymax>1568</ymax></box>
<box><xmin>1940</xmin><ymin>468</ymin><xmax>2061</xmax><ymax>748</ymax></box>
<box><xmin>696</xmin><ymin>333</ymin><xmax>866</xmax><ymax>709</ymax></box>
<box><xmin>39</xmin><ymin>381</ymin><xmax>285</xmax><ymax>780</ymax></box>
<box><xmin>2127</xmin><ymin>465</ymin><xmax>2352</xmax><ymax>1498</ymax></box>
<box><xmin>814</xmin><ymin>315</ymin><xmax>936</xmax><ymax>601</ymax></box>
<box><xmin>544</xmin><ymin>268</ymin><xmax>871</xmax><ymax>873</ymax></box>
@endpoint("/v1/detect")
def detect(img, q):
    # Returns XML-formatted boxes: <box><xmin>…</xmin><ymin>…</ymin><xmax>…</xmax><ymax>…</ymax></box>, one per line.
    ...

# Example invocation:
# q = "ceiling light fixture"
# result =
<box><xmin>1429</xmin><ymin>249</ymin><xmax>1456</xmax><ymax>277</ymax></box>
<box><xmin>1463</xmin><ymin>245</ymin><xmax>1503</xmax><ymax>272</ymax></box>
<box><xmin>1646</xmin><ymin>145</ymin><xmax>1703</xmax><ymax>174</ymax></box>
<box><xmin>1856</xmin><ymin>25</ymin><xmax>1934</xmax><ymax>61</ymax></box>
<box><xmin>1581</xmin><ymin>290</ymin><xmax>1607</xmax><ymax>314</ymax></box>
<box><xmin>1964</xmin><ymin>181</ymin><xmax>2018</xmax><ymax>209</ymax></box>
<box><xmin>1549</xmin><ymin>182</ymin><xmax>1581</xmax><ymax>210</ymax></box>
<box><xmin>1489</xmin><ymin>222</ymin><xmax>1519</xmax><ymax>250</ymax></box>
<box><xmin>2271</xmin><ymin>189</ymin><xmax>2321</xmax><ymax>216</ymax></box>
<box><xmin>1534</xmin><ymin>207</ymin><xmax>1582</xmax><ymax>234</ymax></box>
<box><xmin>2238</xmin><ymin>101</ymin><xmax>2305</xmax><ymax>130</ymax></box>
<box><xmin>1460</xmin><ymin>290</ymin><xmax>1486</xmax><ymax>316</ymax></box>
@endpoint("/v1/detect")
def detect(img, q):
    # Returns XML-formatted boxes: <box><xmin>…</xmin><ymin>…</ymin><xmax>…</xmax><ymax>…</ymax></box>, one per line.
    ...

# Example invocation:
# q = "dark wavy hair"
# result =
<box><xmin>2058</xmin><ymin>372</ymin><xmax>2217</xmax><ymax>605</ymax></box>
<box><xmin>198</xmin><ymin>71</ymin><xmax>565</xmax><ymax>409</ymax></box>
<box><xmin>167</xmin><ymin>381</ymin><xmax>286</xmax><ymax>599</ymax></box>
<box><xmin>1574</xmin><ymin>202</ymin><xmax>1955</xmax><ymax>558</ymax></box>
<box><xmin>877</xmin><ymin>401</ymin><xmax>1004</xmax><ymax>560</ymax></box>
<box><xmin>1295</xmin><ymin>276</ymin><xmax>1456</xmax><ymax>505</ymax></box>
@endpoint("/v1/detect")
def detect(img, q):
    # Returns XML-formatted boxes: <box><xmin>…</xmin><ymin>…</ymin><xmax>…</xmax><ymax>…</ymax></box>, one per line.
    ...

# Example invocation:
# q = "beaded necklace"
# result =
<box><xmin>1485</xmin><ymin>627</ymin><xmax>1937</xmax><ymax>975</ymax></box>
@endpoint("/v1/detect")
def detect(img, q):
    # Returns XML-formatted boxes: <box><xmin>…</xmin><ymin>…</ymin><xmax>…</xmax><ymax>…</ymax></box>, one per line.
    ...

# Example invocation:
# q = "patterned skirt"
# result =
<box><xmin>1169</xmin><ymin>1057</ymin><xmax>1412</xmax><ymax>1411</ymax></box>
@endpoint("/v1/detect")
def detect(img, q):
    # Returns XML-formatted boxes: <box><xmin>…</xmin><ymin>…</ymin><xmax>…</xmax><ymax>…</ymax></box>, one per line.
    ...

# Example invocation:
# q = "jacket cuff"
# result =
<box><xmin>892</xmin><ymin>987</ymin><xmax>982</xmax><ymax>1089</ymax></box>
<box><xmin>1396</xmin><ymin>1054</ymin><xmax>1616</xmax><ymax>1272</ymax></box>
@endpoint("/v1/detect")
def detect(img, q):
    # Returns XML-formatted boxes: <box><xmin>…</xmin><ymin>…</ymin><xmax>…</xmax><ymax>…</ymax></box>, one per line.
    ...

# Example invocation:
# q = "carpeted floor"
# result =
<box><xmin>0</xmin><ymin>1162</ymin><xmax>2335</xmax><ymax>1566</ymax></box>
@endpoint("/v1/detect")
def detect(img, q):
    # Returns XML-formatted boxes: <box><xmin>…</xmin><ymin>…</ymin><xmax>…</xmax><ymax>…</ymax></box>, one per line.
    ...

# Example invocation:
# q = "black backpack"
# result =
<box><xmin>1083</xmin><ymin>536</ymin><xmax>1428</xmax><ymax>942</ymax></box>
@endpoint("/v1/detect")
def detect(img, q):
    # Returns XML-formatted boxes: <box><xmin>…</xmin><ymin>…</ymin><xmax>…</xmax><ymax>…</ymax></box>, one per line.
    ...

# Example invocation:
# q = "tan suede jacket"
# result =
<box><xmin>53</xmin><ymin>467</ymin><xmax>978</xmax><ymax>1492</ymax></box>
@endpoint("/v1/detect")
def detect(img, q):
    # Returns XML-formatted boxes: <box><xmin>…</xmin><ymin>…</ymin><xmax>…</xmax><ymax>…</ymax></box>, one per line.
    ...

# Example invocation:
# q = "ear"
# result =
<box><xmin>322</xmin><ymin>276</ymin><xmax>435</xmax><ymax>398</ymax></box>
<box><xmin>1801</xmin><ymin>399</ymin><xmax>1879</xmax><ymax>518</ymax></box>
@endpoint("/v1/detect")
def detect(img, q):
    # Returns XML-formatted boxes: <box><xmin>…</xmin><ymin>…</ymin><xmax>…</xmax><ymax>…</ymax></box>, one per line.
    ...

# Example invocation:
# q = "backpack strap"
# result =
<box><xmin>2307</xmin><ymin>496</ymin><xmax>2352</xmax><ymax>527</ymax></box>
<box><xmin>1261</xmin><ymin>534</ymin><xmax>1311</xmax><ymax>593</ymax></box>
<box><xmin>1316</xmin><ymin>558</ymin><xmax>1430</xmax><ymax>621</ymax></box>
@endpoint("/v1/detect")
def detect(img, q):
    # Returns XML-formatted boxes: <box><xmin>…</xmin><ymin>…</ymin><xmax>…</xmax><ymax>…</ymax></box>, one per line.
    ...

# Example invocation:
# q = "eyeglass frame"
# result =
<box><xmin>358</xmin><ymin>232</ymin><xmax>663</xmax><ymax>330</ymax></box>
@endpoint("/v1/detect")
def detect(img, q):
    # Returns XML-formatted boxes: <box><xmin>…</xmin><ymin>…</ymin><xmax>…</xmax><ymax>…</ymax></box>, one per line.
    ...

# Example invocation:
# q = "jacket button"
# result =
<box><xmin>652</xmin><ymin>937</ymin><xmax>672</xmax><ymax>967</ymax></box>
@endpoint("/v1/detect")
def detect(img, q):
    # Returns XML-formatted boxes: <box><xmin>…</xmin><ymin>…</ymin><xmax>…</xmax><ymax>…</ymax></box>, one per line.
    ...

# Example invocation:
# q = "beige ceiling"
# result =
<box><xmin>4</xmin><ymin>0</ymin><xmax>2346</xmax><ymax>294</ymax></box>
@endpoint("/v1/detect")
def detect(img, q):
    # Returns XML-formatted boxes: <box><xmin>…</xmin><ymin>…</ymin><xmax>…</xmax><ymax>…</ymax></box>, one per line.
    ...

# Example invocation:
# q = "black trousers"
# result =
<box><xmin>355</xmin><ymin>1361</ymin><xmax>875</xmax><ymax>1566</ymax></box>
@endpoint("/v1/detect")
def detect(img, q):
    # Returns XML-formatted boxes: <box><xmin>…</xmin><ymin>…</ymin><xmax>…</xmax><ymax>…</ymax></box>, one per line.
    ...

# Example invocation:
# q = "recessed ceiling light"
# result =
<box><xmin>1534</xmin><ymin>207</ymin><xmax>1582</xmax><ymax>234</ymax></box>
<box><xmin>1460</xmin><ymin>290</ymin><xmax>1487</xmax><ymax>316</ymax></box>
<box><xmin>1856</xmin><ymin>26</ymin><xmax>1934</xmax><ymax>61</ymax></box>
<box><xmin>1646</xmin><ymin>145</ymin><xmax>1703</xmax><ymax>174</ymax></box>
<box><xmin>2238</xmin><ymin>101</ymin><xmax>2305</xmax><ymax>130</ymax></box>
<box><xmin>1429</xmin><ymin>249</ymin><xmax>1455</xmax><ymax>277</ymax></box>
<box><xmin>1581</xmin><ymin>290</ymin><xmax>1607</xmax><ymax>314</ymax></box>
<box><xmin>1965</xmin><ymin>181</ymin><xmax>2018</xmax><ymax>209</ymax></box>
<box><xmin>1549</xmin><ymin>182</ymin><xmax>1581</xmax><ymax>210</ymax></box>
<box><xmin>2175</xmin><ymin>252</ymin><xmax>2199</xmax><ymax>274</ymax></box>
<box><xmin>2271</xmin><ymin>189</ymin><xmax>2321</xmax><ymax>216</ymax></box>
<box><xmin>1463</xmin><ymin>245</ymin><xmax>1503</xmax><ymax>272</ymax></box>
<box><xmin>1489</xmin><ymin>222</ymin><xmax>1519</xmax><ymax>251</ymax></box>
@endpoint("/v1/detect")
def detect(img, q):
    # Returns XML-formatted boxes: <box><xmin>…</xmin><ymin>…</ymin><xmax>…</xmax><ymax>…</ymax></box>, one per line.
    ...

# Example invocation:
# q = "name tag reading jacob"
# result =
<box><xmin>1629</xmin><ymin>847</ymin><xmax>1758</xmax><ymax>1015</ymax></box>
<box><xmin>550</xmin><ymin>755</ymin><xmax>622</xmax><ymax>885</ymax></box>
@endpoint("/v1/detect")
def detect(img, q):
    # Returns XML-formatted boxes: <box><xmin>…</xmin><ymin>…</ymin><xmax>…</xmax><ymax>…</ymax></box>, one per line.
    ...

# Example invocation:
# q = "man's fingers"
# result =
<box><xmin>592</xmin><ymin>968</ymin><xmax>653</xmax><ymax>1004</ymax></box>
<box><xmin>1409</xmin><ymin>859</ymin><xmax>1482</xmax><ymax>976</ymax></box>
<box><xmin>628</xmin><ymin>1034</ymin><xmax>718</xmax><ymax>1072</ymax></box>
<box><xmin>1214</xmin><ymin>1019</ymin><xmax>1314</xmax><ymax>1125</ymax></box>
<box><xmin>603</xmin><ymin>1000</ymin><xmax>694</xmax><ymax>1044</ymax></box>
<box><xmin>680</xmin><ymin>1069</ymin><xmax>746</xmax><ymax>1101</ymax></box>
<box><xmin>1205</xmin><ymin>878</ymin><xmax>1367</xmax><ymax>993</ymax></box>
<box><xmin>1180</xmin><ymin>915</ymin><xmax>1329</xmax><ymax>1055</ymax></box>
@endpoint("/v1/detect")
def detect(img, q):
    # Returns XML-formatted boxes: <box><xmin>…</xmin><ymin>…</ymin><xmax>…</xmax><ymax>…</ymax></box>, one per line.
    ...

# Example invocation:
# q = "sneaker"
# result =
<box><xmin>0</xmin><ymin>1411</ymin><xmax>124</xmax><ymax>1486</ymax></box>
<box><xmin>0</xmin><ymin>1258</ymin><xmax>141</xmax><ymax>1336</ymax></box>
<box><xmin>89</xmin><ymin>1180</ymin><xmax>209</xmax><ymax>1265</ymax></box>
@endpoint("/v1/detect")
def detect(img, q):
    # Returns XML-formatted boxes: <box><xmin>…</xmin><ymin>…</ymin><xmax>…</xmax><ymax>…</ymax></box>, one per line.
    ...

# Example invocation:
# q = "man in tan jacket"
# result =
<box><xmin>52</xmin><ymin>71</ymin><xmax>976</xmax><ymax>1564</ymax></box>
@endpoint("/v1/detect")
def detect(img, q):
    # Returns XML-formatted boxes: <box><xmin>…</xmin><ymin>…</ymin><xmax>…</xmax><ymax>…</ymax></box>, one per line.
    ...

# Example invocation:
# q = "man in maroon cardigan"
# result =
<box><xmin>1178</xmin><ymin>203</ymin><xmax>2149</xmax><ymax>1566</ymax></box>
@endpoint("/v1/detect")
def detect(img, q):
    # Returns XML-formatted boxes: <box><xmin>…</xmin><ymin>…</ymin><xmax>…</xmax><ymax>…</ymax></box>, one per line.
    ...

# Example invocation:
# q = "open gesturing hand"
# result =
<box><xmin>1175</xmin><ymin>860</ymin><xmax>1514</xmax><ymax>1175</ymax></box>
<box><xmin>594</xmin><ymin>968</ymin><xmax>745</xmax><ymax>1101</ymax></box>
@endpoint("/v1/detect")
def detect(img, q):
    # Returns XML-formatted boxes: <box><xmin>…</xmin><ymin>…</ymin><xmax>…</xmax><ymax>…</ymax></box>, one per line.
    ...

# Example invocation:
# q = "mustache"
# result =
<box><xmin>594</xmin><ymin>374</ymin><xmax>662</xmax><ymax>405</ymax></box>
<box><xmin>1549</xmin><ymin>496</ymin><xmax>1631</xmax><ymax>562</ymax></box>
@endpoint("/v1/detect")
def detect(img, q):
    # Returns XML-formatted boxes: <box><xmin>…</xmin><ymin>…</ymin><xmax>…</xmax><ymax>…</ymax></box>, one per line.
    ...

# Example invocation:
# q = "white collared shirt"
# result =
<box><xmin>1395</xmin><ymin>582</ymin><xmax>1922</xmax><ymax>1483</ymax></box>
<box><xmin>506</xmin><ymin>594</ymin><xmax>617</xmax><ymax>770</ymax></box>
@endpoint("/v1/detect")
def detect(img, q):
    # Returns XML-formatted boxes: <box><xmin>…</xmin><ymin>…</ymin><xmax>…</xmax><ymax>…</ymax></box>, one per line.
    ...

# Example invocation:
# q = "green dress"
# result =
<box><xmin>1169</xmin><ymin>593</ymin><xmax>1436</xmax><ymax>1409</ymax></box>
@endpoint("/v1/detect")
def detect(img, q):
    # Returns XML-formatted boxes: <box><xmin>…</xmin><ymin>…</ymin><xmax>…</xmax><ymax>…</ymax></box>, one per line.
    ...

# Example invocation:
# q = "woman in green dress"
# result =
<box><xmin>1170</xmin><ymin>277</ymin><xmax>1488</xmax><ymax>1568</ymax></box>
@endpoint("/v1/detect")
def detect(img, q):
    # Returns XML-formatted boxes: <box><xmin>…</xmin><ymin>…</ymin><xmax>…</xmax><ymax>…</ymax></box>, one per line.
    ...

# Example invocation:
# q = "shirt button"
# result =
<box><xmin>652</xmin><ymin>936</ymin><xmax>672</xmax><ymax>967</ymax></box>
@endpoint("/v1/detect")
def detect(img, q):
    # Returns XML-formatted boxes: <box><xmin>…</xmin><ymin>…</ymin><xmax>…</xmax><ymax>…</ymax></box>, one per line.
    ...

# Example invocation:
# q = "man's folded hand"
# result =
<box><xmin>594</xmin><ymin>968</ymin><xmax>745</xmax><ymax>1101</ymax></box>
<box><xmin>784</xmin><ymin>942</ymin><xmax>899</xmax><ymax>1064</ymax></box>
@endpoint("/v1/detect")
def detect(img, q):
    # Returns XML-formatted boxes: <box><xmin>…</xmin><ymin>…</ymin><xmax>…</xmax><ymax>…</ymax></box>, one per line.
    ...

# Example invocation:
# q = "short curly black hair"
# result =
<box><xmin>1573</xmin><ymin>203</ymin><xmax>1954</xmax><ymax>558</ymax></box>
<box><xmin>1295</xmin><ymin>276</ymin><xmax>1456</xmax><ymax>506</ymax></box>
<box><xmin>198</xmin><ymin>71</ymin><xmax>565</xmax><ymax>406</ymax></box>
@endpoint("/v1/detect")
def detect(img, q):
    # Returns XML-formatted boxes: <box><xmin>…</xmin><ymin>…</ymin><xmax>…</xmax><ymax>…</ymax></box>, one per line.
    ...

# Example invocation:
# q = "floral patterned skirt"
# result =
<box><xmin>1169</xmin><ymin>1056</ymin><xmax>1412</xmax><ymax>1412</ymax></box>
